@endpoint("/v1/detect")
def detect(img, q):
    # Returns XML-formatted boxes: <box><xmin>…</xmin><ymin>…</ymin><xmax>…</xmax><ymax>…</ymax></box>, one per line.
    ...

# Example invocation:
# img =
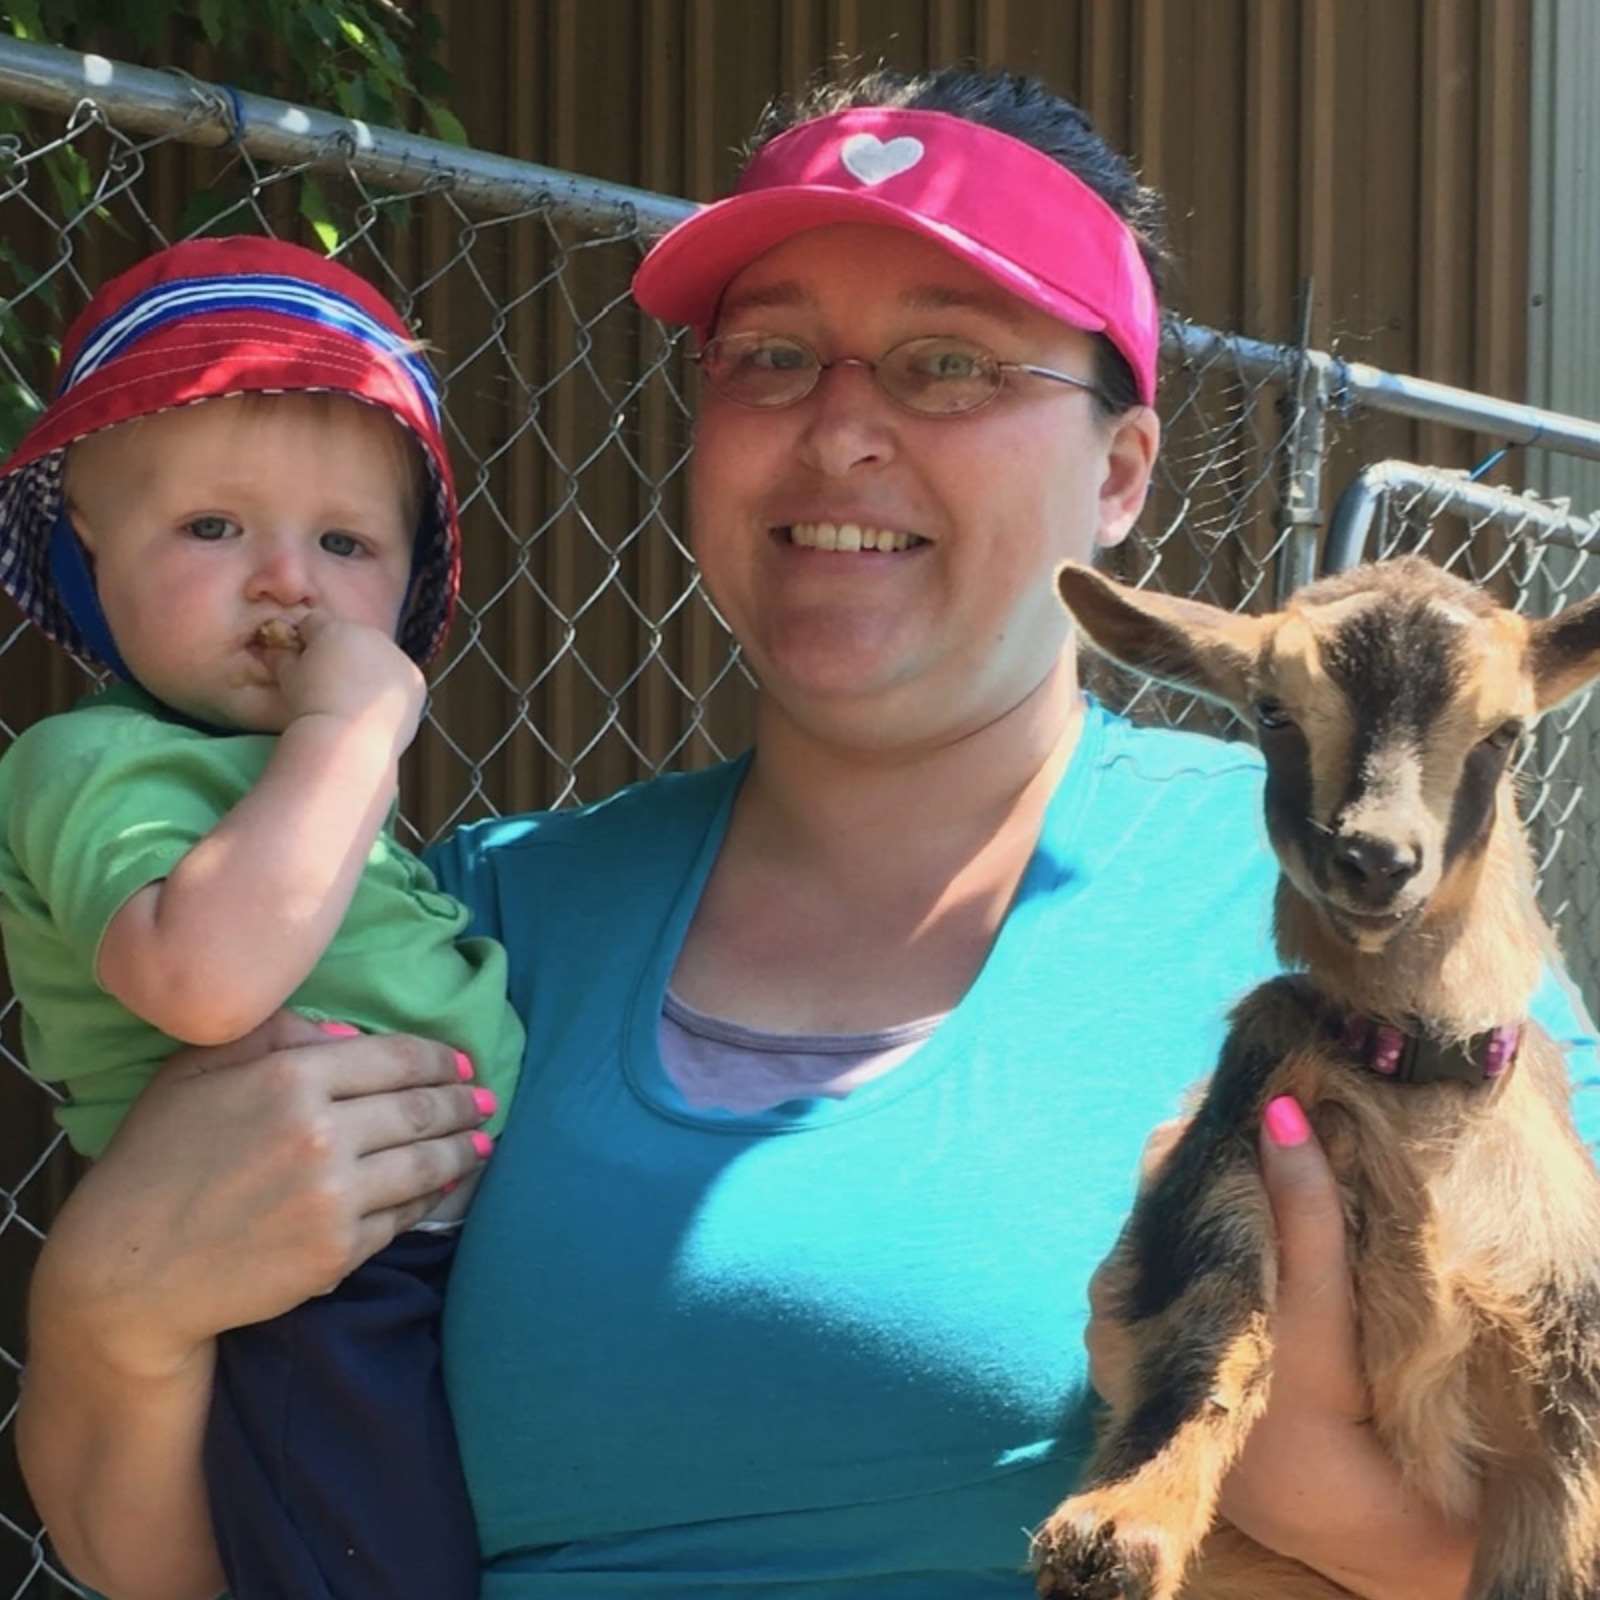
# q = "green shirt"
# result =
<box><xmin>0</xmin><ymin>683</ymin><xmax>522</xmax><ymax>1156</ymax></box>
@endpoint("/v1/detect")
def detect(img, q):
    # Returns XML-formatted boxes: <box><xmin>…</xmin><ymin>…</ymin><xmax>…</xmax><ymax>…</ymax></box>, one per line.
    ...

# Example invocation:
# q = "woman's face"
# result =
<box><xmin>687</xmin><ymin>223</ymin><xmax>1158</xmax><ymax>752</ymax></box>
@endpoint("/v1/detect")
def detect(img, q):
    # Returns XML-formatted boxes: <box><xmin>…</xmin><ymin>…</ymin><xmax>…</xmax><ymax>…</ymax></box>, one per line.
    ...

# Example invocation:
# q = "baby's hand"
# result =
<box><xmin>274</xmin><ymin>612</ymin><xmax>426</xmax><ymax>749</ymax></box>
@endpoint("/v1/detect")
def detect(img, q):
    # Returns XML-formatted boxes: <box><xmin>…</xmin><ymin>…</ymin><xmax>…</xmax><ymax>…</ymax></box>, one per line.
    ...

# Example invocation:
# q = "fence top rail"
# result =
<box><xmin>1320</xmin><ymin>355</ymin><xmax>1600</xmax><ymax>464</ymax></box>
<box><xmin>0</xmin><ymin>33</ymin><xmax>694</xmax><ymax>237</ymax></box>
<box><xmin>4</xmin><ymin>35</ymin><xmax>1600</xmax><ymax>467</ymax></box>
<box><xmin>1324</xmin><ymin>458</ymin><xmax>1600</xmax><ymax>574</ymax></box>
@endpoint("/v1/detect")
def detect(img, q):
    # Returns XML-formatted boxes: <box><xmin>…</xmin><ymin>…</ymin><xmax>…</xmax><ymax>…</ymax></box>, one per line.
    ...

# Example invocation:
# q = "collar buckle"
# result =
<box><xmin>1339</xmin><ymin>1014</ymin><xmax>1521</xmax><ymax>1086</ymax></box>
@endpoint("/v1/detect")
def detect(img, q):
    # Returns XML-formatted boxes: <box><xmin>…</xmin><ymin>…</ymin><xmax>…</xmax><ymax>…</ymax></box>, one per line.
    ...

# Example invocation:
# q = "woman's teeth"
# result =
<box><xmin>788</xmin><ymin>522</ymin><xmax>920</xmax><ymax>552</ymax></box>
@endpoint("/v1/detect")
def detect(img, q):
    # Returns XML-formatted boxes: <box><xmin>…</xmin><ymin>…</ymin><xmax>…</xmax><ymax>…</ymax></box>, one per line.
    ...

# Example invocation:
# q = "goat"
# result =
<box><xmin>1031</xmin><ymin>555</ymin><xmax>1600</xmax><ymax>1600</ymax></box>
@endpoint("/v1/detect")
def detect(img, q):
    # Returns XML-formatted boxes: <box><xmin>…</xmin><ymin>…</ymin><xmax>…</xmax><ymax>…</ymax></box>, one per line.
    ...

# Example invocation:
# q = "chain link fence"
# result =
<box><xmin>0</xmin><ymin>38</ymin><xmax>1598</xmax><ymax>1598</ymax></box>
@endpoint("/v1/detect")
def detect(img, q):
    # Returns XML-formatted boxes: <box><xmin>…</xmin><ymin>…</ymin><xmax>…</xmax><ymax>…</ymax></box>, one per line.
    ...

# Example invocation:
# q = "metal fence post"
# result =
<box><xmin>1274</xmin><ymin>350</ymin><xmax>1336</xmax><ymax>603</ymax></box>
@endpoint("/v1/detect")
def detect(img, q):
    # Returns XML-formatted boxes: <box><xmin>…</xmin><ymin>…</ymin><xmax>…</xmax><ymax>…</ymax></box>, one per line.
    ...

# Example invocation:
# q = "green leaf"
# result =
<box><xmin>173</xmin><ymin>186</ymin><xmax>252</xmax><ymax>239</ymax></box>
<box><xmin>0</xmin><ymin>239</ymin><xmax>61</xmax><ymax>313</ymax></box>
<box><xmin>196</xmin><ymin>0</ymin><xmax>226</xmax><ymax>45</ymax></box>
<box><xmin>364</xmin><ymin>83</ymin><xmax>396</xmax><ymax>127</ymax></box>
<box><xmin>333</xmin><ymin>75</ymin><xmax>365</xmax><ymax>119</ymax></box>
<box><xmin>0</xmin><ymin>377</ymin><xmax>46</xmax><ymax>457</ymax></box>
<box><xmin>298</xmin><ymin>175</ymin><xmax>342</xmax><ymax>253</ymax></box>
<box><xmin>364</xmin><ymin>9</ymin><xmax>405</xmax><ymax>71</ymax></box>
<box><xmin>305</xmin><ymin>2</ymin><xmax>338</xmax><ymax>48</ymax></box>
<box><xmin>42</xmin><ymin>143</ymin><xmax>91</xmax><ymax>217</ymax></box>
<box><xmin>3</xmin><ymin>0</ymin><xmax>45</xmax><ymax>40</ymax></box>
<box><xmin>426</xmin><ymin>102</ymin><xmax>469</xmax><ymax>148</ymax></box>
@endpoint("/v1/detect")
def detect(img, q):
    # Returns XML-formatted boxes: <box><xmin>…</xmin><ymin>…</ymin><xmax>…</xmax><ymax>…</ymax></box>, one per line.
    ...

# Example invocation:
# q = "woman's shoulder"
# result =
<box><xmin>425</xmin><ymin>756</ymin><xmax>747</xmax><ymax>911</ymax></box>
<box><xmin>426</xmin><ymin>758</ymin><xmax>747</xmax><ymax>946</ymax></box>
<box><xmin>448</xmin><ymin>757</ymin><xmax>745</xmax><ymax>858</ymax></box>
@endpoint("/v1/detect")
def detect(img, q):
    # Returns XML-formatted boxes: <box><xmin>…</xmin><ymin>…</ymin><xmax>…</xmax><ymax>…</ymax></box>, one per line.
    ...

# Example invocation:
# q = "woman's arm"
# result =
<box><xmin>18</xmin><ymin>1016</ymin><xmax>489</xmax><ymax>1600</ymax></box>
<box><xmin>1216</xmin><ymin>1105</ymin><xmax>1474</xmax><ymax>1600</ymax></box>
<box><xmin>1084</xmin><ymin>1105</ymin><xmax>1473</xmax><ymax>1600</ymax></box>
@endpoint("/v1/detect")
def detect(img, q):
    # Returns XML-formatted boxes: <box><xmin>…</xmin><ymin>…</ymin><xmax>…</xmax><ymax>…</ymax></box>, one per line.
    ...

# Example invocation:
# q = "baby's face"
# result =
<box><xmin>64</xmin><ymin>392</ymin><xmax>420</xmax><ymax>730</ymax></box>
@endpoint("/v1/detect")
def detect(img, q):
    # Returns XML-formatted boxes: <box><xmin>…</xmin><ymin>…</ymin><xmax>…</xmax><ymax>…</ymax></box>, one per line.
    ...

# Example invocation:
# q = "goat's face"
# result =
<box><xmin>1246</xmin><ymin>583</ymin><xmax>1529</xmax><ymax>948</ymax></box>
<box><xmin>1057</xmin><ymin>556</ymin><xmax>1600</xmax><ymax>953</ymax></box>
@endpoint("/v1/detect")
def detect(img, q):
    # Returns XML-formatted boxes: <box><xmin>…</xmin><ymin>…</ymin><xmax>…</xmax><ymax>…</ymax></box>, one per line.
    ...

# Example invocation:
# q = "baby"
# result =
<box><xmin>0</xmin><ymin>236</ymin><xmax>523</xmax><ymax>1600</ymax></box>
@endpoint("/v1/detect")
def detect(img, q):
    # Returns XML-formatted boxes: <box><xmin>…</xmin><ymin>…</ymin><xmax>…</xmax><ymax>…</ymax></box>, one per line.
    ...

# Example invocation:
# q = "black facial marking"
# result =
<box><xmin>1258</xmin><ymin>723</ymin><xmax>1316</xmax><ymax>869</ymax></box>
<box><xmin>1318</xmin><ymin>597</ymin><xmax>1471</xmax><ymax>835</ymax></box>
<box><xmin>1442</xmin><ymin>734</ymin><xmax>1515</xmax><ymax>867</ymax></box>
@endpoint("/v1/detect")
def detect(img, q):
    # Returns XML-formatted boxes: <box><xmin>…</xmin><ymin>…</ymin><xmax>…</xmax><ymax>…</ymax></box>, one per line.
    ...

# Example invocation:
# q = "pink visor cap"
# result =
<box><xmin>632</xmin><ymin>107</ymin><xmax>1161</xmax><ymax>406</ymax></box>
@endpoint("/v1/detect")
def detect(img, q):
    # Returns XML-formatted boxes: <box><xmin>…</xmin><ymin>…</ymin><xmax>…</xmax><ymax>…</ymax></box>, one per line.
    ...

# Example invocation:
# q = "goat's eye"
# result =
<box><xmin>1483</xmin><ymin>719</ymin><xmax>1524</xmax><ymax>751</ymax></box>
<box><xmin>1255</xmin><ymin>698</ymin><xmax>1294</xmax><ymax>732</ymax></box>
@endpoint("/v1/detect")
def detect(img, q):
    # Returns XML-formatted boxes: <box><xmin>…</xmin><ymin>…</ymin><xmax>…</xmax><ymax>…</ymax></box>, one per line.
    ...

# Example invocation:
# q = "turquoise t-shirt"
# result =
<box><xmin>432</xmin><ymin>702</ymin><xmax>1600</xmax><ymax>1598</ymax></box>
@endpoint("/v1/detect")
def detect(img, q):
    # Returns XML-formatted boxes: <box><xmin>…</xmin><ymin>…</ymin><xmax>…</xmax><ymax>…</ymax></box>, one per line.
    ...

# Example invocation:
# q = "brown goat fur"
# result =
<box><xmin>1032</xmin><ymin>556</ymin><xmax>1600</xmax><ymax>1600</ymax></box>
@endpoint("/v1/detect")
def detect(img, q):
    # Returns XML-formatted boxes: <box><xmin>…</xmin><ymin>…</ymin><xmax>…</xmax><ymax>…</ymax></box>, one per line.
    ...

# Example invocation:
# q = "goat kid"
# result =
<box><xmin>1032</xmin><ymin>556</ymin><xmax>1600</xmax><ymax>1600</ymax></box>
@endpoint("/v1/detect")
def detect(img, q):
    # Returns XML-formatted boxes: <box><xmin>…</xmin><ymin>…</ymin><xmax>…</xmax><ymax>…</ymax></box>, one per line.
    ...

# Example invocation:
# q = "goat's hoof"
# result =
<box><xmin>1031</xmin><ymin>1494</ymin><xmax>1173</xmax><ymax>1600</ymax></box>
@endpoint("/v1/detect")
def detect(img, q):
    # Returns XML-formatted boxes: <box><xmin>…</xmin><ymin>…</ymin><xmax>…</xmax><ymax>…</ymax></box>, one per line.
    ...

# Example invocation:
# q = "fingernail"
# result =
<box><xmin>319</xmin><ymin>1022</ymin><xmax>361</xmax><ymax>1038</ymax></box>
<box><xmin>453</xmin><ymin>1050</ymin><xmax>474</xmax><ymax>1081</ymax></box>
<box><xmin>1264</xmin><ymin>1095</ymin><xmax>1311</xmax><ymax>1148</ymax></box>
<box><xmin>472</xmin><ymin>1087</ymin><xmax>498</xmax><ymax>1118</ymax></box>
<box><xmin>471</xmin><ymin>1131</ymin><xmax>495</xmax><ymax>1159</ymax></box>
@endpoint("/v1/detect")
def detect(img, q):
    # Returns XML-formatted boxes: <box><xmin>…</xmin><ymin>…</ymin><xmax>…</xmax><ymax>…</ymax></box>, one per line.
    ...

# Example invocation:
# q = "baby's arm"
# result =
<box><xmin>96</xmin><ymin>615</ymin><xmax>426</xmax><ymax>1044</ymax></box>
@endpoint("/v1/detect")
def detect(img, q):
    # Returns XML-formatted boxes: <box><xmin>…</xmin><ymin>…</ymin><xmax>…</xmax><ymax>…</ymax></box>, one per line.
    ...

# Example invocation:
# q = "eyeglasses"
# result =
<box><xmin>691</xmin><ymin>332</ymin><xmax>1112</xmax><ymax>418</ymax></box>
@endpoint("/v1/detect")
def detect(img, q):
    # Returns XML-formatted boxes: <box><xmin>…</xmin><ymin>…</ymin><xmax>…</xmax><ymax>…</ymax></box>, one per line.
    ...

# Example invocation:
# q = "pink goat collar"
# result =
<box><xmin>1339</xmin><ymin>1013</ymin><xmax>1522</xmax><ymax>1086</ymax></box>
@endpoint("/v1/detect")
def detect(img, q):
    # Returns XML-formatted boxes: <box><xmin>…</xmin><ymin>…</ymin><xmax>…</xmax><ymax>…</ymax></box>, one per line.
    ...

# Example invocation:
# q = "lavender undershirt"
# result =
<box><xmin>658</xmin><ymin>990</ymin><xmax>949</xmax><ymax>1114</ymax></box>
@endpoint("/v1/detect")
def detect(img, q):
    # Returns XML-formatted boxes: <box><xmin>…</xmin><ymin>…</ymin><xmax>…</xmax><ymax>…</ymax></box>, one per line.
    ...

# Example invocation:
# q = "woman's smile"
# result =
<box><xmin>783</xmin><ymin>521</ymin><xmax>928</xmax><ymax>552</ymax></box>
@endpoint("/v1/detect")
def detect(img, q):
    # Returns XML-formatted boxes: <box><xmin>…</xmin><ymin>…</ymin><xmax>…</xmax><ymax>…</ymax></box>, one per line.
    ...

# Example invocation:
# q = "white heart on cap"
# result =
<box><xmin>840</xmin><ymin>133</ymin><xmax>924</xmax><ymax>186</ymax></box>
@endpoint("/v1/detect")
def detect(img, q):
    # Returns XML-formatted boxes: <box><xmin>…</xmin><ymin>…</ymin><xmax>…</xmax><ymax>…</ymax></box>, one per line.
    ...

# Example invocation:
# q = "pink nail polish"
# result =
<box><xmin>471</xmin><ymin>1131</ymin><xmax>495</xmax><ymax>1159</ymax></box>
<box><xmin>319</xmin><ymin>1021</ymin><xmax>361</xmax><ymax>1039</ymax></box>
<box><xmin>472</xmin><ymin>1087</ymin><xmax>498</xmax><ymax>1118</ymax></box>
<box><xmin>1264</xmin><ymin>1095</ymin><xmax>1311</xmax><ymax>1147</ymax></box>
<box><xmin>453</xmin><ymin>1050</ymin><xmax>474</xmax><ymax>1081</ymax></box>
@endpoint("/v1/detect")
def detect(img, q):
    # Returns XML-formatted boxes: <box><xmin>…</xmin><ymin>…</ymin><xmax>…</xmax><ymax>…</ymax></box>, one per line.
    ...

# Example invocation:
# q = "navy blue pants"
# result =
<box><xmin>204</xmin><ymin>1229</ymin><xmax>479</xmax><ymax>1600</ymax></box>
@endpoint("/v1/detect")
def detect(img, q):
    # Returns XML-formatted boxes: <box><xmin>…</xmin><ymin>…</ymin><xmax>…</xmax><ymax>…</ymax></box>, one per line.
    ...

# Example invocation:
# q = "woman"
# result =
<box><xmin>20</xmin><ymin>66</ymin><xmax>1593</xmax><ymax>1600</ymax></box>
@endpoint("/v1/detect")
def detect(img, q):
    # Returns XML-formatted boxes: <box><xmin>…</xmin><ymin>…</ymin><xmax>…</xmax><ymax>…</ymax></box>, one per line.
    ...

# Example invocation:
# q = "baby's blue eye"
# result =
<box><xmin>321</xmin><ymin>531</ymin><xmax>363</xmax><ymax>558</ymax></box>
<box><xmin>185</xmin><ymin>514</ymin><xmax>237</xmax><ymax>541</ymax></box>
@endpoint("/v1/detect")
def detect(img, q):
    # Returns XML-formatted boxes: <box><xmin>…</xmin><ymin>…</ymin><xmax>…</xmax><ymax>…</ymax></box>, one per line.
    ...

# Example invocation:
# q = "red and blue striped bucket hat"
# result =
<box><xmin>0</xmin><ymin>235</ymin><xmax>460</xmax><ymax>667</ymax></box>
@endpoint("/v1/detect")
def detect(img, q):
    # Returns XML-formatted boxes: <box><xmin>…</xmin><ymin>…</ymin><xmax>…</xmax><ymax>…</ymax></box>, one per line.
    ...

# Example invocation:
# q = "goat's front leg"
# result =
<box><xmin>1034</xmin><ymin>1041</ymin><xmax>1286</xmax><ymax>1599</ymax></box>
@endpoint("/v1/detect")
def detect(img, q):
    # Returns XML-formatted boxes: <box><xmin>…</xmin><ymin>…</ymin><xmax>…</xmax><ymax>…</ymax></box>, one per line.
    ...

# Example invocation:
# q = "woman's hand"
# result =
<box><xmin>1085</xmin><ymin>1102</ymin><xmax>1474</xmax><ymax>1600</ymax></box>
<box><xmin>18</xmin><ymin>1014</ymin><xmax>492</xmax><ymax>1600</ymax></box>
<box><xmin>37</xmin><ymin>1013</ymin><xmax>488</xmax><ymax>1375</ymax></box>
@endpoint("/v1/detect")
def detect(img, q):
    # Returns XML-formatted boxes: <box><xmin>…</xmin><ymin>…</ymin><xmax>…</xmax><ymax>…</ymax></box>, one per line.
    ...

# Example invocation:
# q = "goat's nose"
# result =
<box><xmin>1330</xmin><ymin>833</ymin><xmax>1422</xmax><ymax>898</ymax></box>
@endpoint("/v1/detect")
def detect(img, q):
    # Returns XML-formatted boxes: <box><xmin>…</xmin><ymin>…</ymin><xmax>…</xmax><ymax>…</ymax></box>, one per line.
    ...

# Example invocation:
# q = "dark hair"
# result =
<box><xmin>747</xmin><ymin>66</ymin><xmax>1169</xmax><ymax>412</ymax></box>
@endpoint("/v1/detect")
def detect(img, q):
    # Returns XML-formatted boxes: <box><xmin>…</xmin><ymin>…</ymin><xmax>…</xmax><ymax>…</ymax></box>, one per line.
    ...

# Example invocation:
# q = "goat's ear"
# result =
<box><xmin>1529</xmin><ymin>590</ymin><xmax>1600</xmax><ymax>712</ymax></box>
<box><xmin>1056</xmin><ymin>560</ymin><xmax>1264</xmax><ymax>711</ymax></box>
